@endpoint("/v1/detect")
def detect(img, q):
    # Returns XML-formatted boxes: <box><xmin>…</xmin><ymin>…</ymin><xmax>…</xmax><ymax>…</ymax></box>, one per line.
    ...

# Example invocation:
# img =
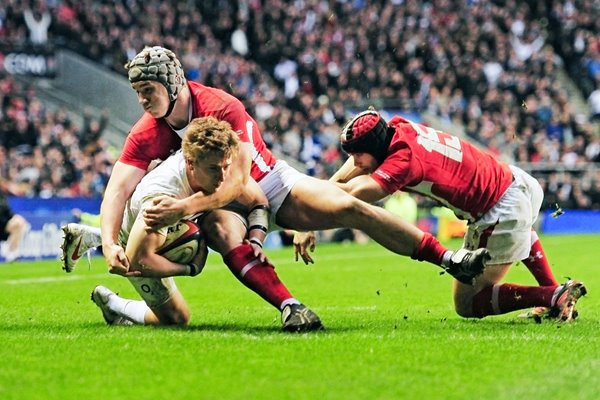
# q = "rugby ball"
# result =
<box><xmin>156</xmin><ymin>219</ymin><xmax>208</xmax><ymax>269</ymax></box>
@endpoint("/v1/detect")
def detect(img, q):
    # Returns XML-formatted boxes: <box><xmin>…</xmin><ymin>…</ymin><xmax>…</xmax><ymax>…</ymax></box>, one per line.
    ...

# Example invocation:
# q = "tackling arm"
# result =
<box><xmin>329</xmin><ymin>156</ymin><xmax>367</xmax><ymax>183</ymax></box>
<box><xmin>330</xmin><ymin>156</ymin><xmax>389</xmax><ymax>203</ymax></box>
<box><xmin>143</xmin><ymin>142</ymin><xmax>253</xmax><ymax>227</ymax></box>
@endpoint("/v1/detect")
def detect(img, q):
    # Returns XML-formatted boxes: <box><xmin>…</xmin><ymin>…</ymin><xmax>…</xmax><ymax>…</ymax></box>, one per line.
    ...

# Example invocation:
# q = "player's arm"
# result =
<box><xmin>123</xmin><ymin>215</ymin><xmax>197</xmax><ymax>278</ymax></box>
<box><xmin>336</xmin><ymin>174</ymin><xmax>390</xmax><ymax>204</ymax></box>
<box><xmin>143</xmin><ymin>142</ymin><xmax>252</xmax><ymax>228</ymax></box>
<box><xmin>238</xmin><ymin>178</ymin><xmax>269</xmax><ymax>246</ymax></box>
<box><xmin>235</xmin><ymin>177</ymin><xmax>270</xmax><ymax>261</ymax></box>
<box><xmin>329</xmin><ymin>156</ymin><xmax>367</xmax><ymax>184</ymax></box>
<box><xmin>100</xmin><ymin>161</ymin><xmax>146</xmax><ymax>274</ymax></box>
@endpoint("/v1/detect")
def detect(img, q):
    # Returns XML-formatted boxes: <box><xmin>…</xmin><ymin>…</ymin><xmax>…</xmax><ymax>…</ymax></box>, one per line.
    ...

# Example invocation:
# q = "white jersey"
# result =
<box><xmin>120</xmin><ymin>150</ymin><xmax>193</xmax><ymax>244</ymax></box>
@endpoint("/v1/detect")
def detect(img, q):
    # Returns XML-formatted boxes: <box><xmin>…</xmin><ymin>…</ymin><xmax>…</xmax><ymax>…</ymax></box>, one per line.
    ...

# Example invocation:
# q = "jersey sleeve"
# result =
<box><xmin>119</xmin><ymin>133</ymin><xmax>153</xmax><ymax>171</ymax></box>
<box><xmin>218</xmin><ymin>100</ymin><xmax>253</xmax><ymax>140</ymax></box>
<box><xmin>371</xmin><ymin>148</ymin><xmax>418</xmax><ymax>194</ymax></box>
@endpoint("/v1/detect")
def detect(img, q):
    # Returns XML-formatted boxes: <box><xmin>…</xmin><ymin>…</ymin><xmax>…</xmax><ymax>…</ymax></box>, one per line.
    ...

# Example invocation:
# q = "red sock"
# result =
<box><xmin>471</xmin><ymin>283</ymin><xmax>558</xmax><ymax>317</ymax></box>
<box><xmin>223</xmin><ymin>244</ymin><xmax>294</xmax><ymax>310</ymax></box>
<box><xmin>521</xmin><ymin>232</ymin><xmax>558</xmax><ymax>286</ymax></box>
<box><xmin>411</xmin><ymin>232</ymin><xmax>447</xmax><ymax>266</ymax></box>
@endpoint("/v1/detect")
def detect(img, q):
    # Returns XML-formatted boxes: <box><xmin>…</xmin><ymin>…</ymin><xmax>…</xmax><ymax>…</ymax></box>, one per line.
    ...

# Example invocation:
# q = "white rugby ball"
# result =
<box><xmin>156</xmin><ymin>219</ymin><xmax>208</xmax><ymax>269</ymax></box>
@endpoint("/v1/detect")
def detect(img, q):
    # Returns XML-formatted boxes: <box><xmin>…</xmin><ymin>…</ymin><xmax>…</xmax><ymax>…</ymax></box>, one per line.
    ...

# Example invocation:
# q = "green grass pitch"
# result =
<box><xmin>0</xmin><ymin>234</ymin><xmax>598</xmax><ymax>399</ymax></box>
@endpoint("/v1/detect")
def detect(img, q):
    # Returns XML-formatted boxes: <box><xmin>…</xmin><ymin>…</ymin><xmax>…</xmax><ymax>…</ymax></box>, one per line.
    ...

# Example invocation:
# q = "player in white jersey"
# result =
<box><xmin>85</xmin><ymin>117</ymin><xmax>321</xmax><ymax>330</ymax></box>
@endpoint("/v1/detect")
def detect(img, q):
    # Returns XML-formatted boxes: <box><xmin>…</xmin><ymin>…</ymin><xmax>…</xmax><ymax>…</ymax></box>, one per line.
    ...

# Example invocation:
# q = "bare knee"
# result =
<box><xmin>200</xmin><ymin>214</ymin><xmax>244</xmax><ymax>254</ymax></box>
<box><xmin>454</xmin><ymin>299</ymin><xmax>476</xmax><ymax>318</ymax></box>
<box><xmin>8</xmin><ymin>214</ymin><xmax>28</xmax><ymax>234</ymax></box>
<box><xmin>453</xmin><ymin>284</ymin><xmax>477</xmax><ymax>318</ymax></box>
<box><xmin>157</xmin><ymin>309</ymin><xmax>190</xmax><ymax>326</ymax></box>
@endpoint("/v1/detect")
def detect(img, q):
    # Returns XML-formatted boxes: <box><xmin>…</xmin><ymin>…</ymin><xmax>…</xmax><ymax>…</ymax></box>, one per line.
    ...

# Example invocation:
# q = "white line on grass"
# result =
<box><xmin>3</xmin><ymin>273</ymin><xmax>107</xmax><ymax>285</ymax></box>
<box><xmin>1</xmin><ymin>248</ymin><xmax>396</xmax><ymax>285</ymax></box>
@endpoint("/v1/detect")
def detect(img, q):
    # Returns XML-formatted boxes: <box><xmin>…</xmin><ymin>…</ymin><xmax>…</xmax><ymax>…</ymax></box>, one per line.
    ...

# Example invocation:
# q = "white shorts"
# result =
<box><xmin>463</xmin><ymin>166</ymin><xmax>543</xmax><ymax>264</ymax></box>
<box><xmin>128</xmin><ymin>276</ymin><xmax>178</xmax><ymax>308</ymax></box>
<box><xmin>258</xmin><ymin>160</ymin><xmax>308</xmax><ymax>230</ymax></box>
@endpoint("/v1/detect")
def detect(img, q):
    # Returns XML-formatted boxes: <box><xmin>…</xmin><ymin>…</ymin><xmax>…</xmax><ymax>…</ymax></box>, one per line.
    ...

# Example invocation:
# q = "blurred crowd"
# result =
<box><xmin>0</xmin><ymin>0</ymin><xmax>598</xmax><ymax>209</ymax></box>
<box><xmin>0</xmin><ymin>75</ymin><xmax>116</xmax><ymax>197</ymax></box>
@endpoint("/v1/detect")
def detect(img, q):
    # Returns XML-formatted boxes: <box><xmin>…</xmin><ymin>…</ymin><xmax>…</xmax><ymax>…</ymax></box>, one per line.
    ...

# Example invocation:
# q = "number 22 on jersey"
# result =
<box><xmin>409</xmin><ymin>121</ymin><xmax>463</xmax><ymax>162</ymax></box>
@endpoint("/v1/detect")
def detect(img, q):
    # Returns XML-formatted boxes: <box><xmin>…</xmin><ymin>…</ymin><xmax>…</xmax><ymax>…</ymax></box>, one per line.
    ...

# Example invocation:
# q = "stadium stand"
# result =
<box><xmin>0</xmin><ymin>0</ymin><xmax>598</xmax><ymax>210</ymax></box>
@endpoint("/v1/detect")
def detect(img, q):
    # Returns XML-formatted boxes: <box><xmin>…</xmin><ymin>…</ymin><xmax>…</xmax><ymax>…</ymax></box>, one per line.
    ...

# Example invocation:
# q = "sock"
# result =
<box><xmin>223</xmin><ymin>243</ymin><xmax>297</xmax><ymax>310</ymax></box>
<box><xmin>108</xmin><ymin>295</ymin><xmax>149</xmax><ymax>325</ymax></box>
<box><xmin>471</xmin><ymin>283</ymin><xmax>558</xmax><ymax>317</ymax></box>
<box><xmin>521</xmin><ymin>231</ymin><xmax>558</xmax><ymax>286</ymax></box>
<box><xmin>411</xmin><ymin>232</ymin><xmax>447</xmax><ymax>266</ymax></box>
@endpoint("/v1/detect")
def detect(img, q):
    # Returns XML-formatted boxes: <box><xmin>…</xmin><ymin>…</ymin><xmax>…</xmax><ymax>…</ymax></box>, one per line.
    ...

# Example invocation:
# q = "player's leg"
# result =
<box><xmin>276</xmin><ymin>176</ymin><xmax>487</xmax><ymax>282</ymax></box>
<box><xmin>521</xmin><ymin>231</ymin><xmax>558</xmax><ymax>286</ymax></box>
<box><xmin>4</xmin><ymin>214</ymin><xmax>28</xmax><ymax>261</ymax></box>
<box><xmin>91</xmin><ymin>277</ymin><xmax>190</xmax><ymax>326</ymax></box>
<box><xmin>61</xmin><ymin>223</ymin><xmax>102</xmax><ymax>272</ymax></box>
<box><xmin>200</xmin><ymin>209</ymin><xmax>322</xmax><ymax>331</ymax></box>
<box><xmin>459</xmin><ymin>214</ymin><xmax>585</xmax><ymax>320</ymax></box>
<box><xmin>457</xmin><ymin>266</ymin><xmax>586</xmax><ymax>321</ymax></box>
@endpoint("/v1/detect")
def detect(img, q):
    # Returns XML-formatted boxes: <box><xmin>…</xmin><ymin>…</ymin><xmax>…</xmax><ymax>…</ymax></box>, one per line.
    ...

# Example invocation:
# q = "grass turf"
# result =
<box><xmin>0</xmin><ymin>234</ymin><xmax>598</xmax><ymax>399</ymax></box>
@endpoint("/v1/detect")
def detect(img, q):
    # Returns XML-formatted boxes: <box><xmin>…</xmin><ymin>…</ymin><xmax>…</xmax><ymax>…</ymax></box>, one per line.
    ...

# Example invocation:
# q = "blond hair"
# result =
<box><xmin>182</xmin><ymin>117</ymin><xmax>240</xmax><ymax>163</ymax></box>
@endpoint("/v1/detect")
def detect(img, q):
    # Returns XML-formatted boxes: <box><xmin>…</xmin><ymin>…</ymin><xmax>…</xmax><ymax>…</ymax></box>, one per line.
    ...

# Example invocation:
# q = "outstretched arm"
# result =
<box><xmin>330</xmin><ymin>156</ymin><xmax>389</xmax><ymax>203</ymax></box>
<box><xmin>143</xmin><ymin>143</ymin><xmax>253</xmax><ymax>228</ymax></box>
<box><xmin>335</xmin><ymin>175</ymin><xmax>390</xmax><ymax>204</ymax></box>
<box><xmin>329</xmin><ymin>156</ymin><xmax>366</xmax><ymax>183</ymax></box>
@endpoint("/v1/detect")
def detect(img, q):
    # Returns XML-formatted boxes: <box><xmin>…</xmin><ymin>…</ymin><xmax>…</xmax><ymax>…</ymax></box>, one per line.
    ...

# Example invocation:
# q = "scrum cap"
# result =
<box><xmin>126</xmin><ymin>46</ymin><xmax>185</xmax><ymax>102</ymax></box>
<box><xmin>340</xmin><ymin>110</ymin><xmax>393</xmax><ymax>164</ymax></box>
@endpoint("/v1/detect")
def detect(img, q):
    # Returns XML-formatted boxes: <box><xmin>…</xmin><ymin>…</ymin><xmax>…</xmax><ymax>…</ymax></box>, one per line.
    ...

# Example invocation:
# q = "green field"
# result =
<box><xmin>1</xmin><ymin>234</ymin><xmax>598</xmax><ymax>400</ymax></box>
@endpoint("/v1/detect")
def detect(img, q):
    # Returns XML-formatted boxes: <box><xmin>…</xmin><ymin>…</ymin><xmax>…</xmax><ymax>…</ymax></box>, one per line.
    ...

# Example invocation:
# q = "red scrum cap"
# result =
<box><xmin>340</xmin><ymin>109</ymin><xmax>393</xmax><ymax>164</ymax></box>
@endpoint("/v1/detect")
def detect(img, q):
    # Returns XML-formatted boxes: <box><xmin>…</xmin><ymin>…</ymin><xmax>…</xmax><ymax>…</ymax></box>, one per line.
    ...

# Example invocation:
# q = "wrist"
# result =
<box><xmin>187</xmin><ymin>262</ymin><xmax>201</xmax><ymax>276</ymax></box>
<box><xmin>249</xmin><ymin>237</ymin><xmax>263</xmax><ymax>248</ymax></box>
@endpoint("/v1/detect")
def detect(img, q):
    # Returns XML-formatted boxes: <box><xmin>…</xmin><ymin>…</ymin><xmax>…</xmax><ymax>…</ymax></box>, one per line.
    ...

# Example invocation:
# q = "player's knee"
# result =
<box><xmin>454</xmin><ymin>298</ymin><xmax>475</xmax><ymax>318</ymax></box>
<box><xmin>201</xmin><ymin>220</ymin><xmax>233</xmax><ymax>249</ymax></box>
<box><xmin>159</xmin><ymin>309</ymin><xmax>190</xmax><ymax>326</ymax></box>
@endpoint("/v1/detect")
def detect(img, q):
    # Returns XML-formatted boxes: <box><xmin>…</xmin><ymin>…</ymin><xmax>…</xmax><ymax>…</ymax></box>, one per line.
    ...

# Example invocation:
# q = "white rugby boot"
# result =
<box><xmin>60</xmin><ymin>223</ymin><xmax>101</xmax><ymax>272</ymax></box>
<box><xmin>90</xmin><ymin>285</ymin><xmax>132</xmax><ymax>326</ymax></box>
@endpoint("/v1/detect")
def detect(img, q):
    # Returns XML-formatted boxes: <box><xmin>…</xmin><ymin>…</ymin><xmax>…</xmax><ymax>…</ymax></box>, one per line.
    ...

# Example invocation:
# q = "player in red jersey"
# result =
<box><xmin>331</xmin><ymin>109</ymin><xmax>587</xmax><ymax>321</ymax></box>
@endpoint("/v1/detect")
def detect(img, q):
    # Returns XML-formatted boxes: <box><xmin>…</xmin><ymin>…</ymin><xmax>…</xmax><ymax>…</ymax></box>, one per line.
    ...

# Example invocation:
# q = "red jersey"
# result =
<box><xmin>372</xmin><ymin>116</ymin><xmax>513</xmax><ymax>221</ymax></box>
<box><xmin>119</xmin><ymin>81</ymin><xmax>276</xmax><ymax>181</ymax></box>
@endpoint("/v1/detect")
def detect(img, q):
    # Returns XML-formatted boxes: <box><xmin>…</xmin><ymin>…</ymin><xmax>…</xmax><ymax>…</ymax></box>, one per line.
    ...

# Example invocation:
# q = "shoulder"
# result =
<box><xmin>130</xmin><ymin>114</ymin><xmax>160</xmax><ymax>136</ymax></box>
<box><xmin>189</xmin><ymin>82</ymin><xmax>244</xmax><ymax>112</ymax></box>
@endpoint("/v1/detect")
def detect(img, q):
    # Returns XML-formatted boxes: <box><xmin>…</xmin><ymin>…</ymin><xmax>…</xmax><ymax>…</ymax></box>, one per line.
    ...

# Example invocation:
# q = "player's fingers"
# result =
<box><xmin>150</xmin><ymin>195</ymin><xmax>167</xmax><ymax>206</ymax></box>
<box><xmin>108</xmin><ymin>266</ymin><xmax>126</xmax><ymax>276</ymax></box>
<box><xmin>117</xmin><ymin>250</ymin><xmax>130</xmax><ymax>269</ymax></box>
<box><xmin>303</xmin><ymin>253</ymin><xmax>314</xmax><ymax>265</ymax></box>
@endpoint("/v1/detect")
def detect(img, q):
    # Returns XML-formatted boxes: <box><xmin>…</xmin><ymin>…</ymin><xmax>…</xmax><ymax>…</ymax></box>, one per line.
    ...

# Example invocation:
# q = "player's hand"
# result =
<box><xmin>103</xmin><ymin>243</ymin><xmax>138</xmax><ymax>276</ymax></box>
<box><xmin>143</xmin><ymin>196</ymin><xmax>185</xmax><ymax>229</ymax></box>
<box><xmin>293</xmin><ymin>231</ymin><xmax>316</xmax><ymax>265</ymax></box>
<box><xmin>245</xmin><ymin>239</ymin><xmax>268</xmax><ymax>263</ymax></box>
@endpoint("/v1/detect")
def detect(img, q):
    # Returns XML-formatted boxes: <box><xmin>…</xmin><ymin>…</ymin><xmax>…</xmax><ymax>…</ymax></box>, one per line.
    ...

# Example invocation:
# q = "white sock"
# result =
<box><xmin>441</xmin><ymin>250</ymin><xmax>453</xmax><ymax>267</ymax></box>
<box><xmin>550</xmin><ymin>284</ymin><xmax>564</xmax><ymax>307</ymax></box>
<box><xmin>108</xmin><ymin>295</ymin><xmax>149</xmax><ymax>325</ymax></box>
<box><xmin>122</xmin><ymin>300</ymin><xmax>150</xmax><ymax>325</ymax></box>
<box><xmin>280</xmin><ymin>298</ymin><xmax>300</xmax><ymax>310</ymax></box>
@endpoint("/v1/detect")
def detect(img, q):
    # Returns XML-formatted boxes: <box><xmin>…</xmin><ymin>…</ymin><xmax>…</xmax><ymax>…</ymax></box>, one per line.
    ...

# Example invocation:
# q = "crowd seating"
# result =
<box><xmin>0</xmin><ymin>75</ymin><xmax>116</xmax><ymax>197</ymax></box>
<box><xmin>1</xmin><ymin>0</ymin><xmax>598</xmax><ymax>209</ymax></box>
